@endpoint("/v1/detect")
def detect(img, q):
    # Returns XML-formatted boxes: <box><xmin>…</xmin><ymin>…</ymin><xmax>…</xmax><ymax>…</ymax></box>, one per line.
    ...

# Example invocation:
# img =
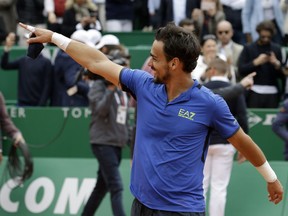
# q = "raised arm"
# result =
<box><xmin>19</xmin><ymin>23</ymin><xmax>123</xmax><ymax>87</ymax></box>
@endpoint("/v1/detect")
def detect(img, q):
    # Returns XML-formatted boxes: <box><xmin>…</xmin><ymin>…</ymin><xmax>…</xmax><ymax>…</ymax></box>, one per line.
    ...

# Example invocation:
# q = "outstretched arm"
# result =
<box><xmin>213</xmin><ymin>72</ymin><xmax>256</xmax><ymax>100</ymax></box>
<box><xmin>19</xmin><ymin>23</ymin><xmax>123</xmax><ymax>87</ymax></box>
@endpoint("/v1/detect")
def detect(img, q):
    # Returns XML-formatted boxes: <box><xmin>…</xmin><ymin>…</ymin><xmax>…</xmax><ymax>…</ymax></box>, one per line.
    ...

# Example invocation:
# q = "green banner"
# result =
<box><xmin>0</xmin><ymin>158</ymin><xmax>133</xmax><ymax>216</ymax></box>
<box><xmin>2</xmin><ymin>107</ymin><xmax>285</xmax><ymax>161</ymax></box>
<box><xmin>0</xmin><ymin>158</ymin><xmax>287</xmax><ymax>216</ymax></box>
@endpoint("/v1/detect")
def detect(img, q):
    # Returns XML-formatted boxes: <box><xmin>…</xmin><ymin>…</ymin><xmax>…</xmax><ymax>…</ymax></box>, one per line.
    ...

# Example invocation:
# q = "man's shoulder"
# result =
<box><xmin>232</xmin><ymin>41</ymin><xmax>243</xmax><ymax>50</ymax></box>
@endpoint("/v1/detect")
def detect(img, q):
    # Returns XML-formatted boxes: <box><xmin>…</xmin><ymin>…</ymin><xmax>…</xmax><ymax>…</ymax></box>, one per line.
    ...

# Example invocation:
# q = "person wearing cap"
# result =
<box><xmin>82</xmin><ymin>50</ymin><xmax>130</xmax><ymax>216</ymax></box>
<box><xmin>272</xmin><ymin>98</ymin><xmax>288</xmax><ymax>161</ymax></box>
<box><xmin>50</xmin><ymin>29</ymin><xmax>92</xmax><ymax>106</ymax></box>
<box><xmin>95</xmin><ymin>34</ymin><xmax>120</xmax><ymax>54</ymax></box>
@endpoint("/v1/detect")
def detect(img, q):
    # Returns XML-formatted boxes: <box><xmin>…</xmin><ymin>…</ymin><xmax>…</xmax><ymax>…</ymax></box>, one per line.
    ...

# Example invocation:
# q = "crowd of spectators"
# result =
<box><xmin>1</xmin><ymin>0</ymin><xmax>288</xmax><ymax>109</ymax></box>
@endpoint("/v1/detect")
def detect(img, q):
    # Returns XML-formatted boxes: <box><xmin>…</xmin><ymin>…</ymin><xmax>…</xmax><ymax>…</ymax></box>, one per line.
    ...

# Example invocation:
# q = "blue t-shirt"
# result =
<box><xmin>120</xmin><ymin>68</ymin><xmax>239</xmax><ymax>212</ymax></box>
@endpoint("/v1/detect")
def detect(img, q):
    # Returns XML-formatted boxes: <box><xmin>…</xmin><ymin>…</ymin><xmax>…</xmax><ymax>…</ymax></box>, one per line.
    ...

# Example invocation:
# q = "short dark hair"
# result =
<box><xmin>256</xmin><ymin>20</ymin><xmax>276</xmax><ymax>35</ymax></box>
<box><xmin>155</xmin><ymin>22</ymin><xmax>201</xmax><ymax>73</ymax></box>
<box><xmin>178</xmin><ymin>18</ymin><xmax>201</xmax><ymax>38</ymax></box>
<box><xmin>179</xmin><ymin>18</ymin><xmax>194</xmax><ymax>27</ymax></box>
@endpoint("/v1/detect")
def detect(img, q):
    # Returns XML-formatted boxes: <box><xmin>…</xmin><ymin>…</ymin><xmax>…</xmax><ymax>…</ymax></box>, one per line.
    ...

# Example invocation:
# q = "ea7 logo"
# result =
<box><xmin>178</xmin><ymin>109</ymin><xmax>195</xmax><ymax>121</ymax></box>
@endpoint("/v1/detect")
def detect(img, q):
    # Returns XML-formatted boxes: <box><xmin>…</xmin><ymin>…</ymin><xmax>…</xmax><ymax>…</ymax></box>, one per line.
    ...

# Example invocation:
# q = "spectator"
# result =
<box><xmin>179</xmin><ymin>18</ymin><xmax>201</xmax><ymax>39</ymax></box>
<box><xmin>192</xmin><ymin>34</ymin><xmax>226</xmax><ymax>83</ymax></box>
<box><xmin>272</xmin><ymin>98</ymin><xmax>288</xmax><ymax>161</ymax></box>
<box><xmin>0</xmin><ymin>18</ymin><xmax>8</xmax><ymax>44</ymax></box>
<box><xmin>0</xmin><ymin>0</ymin><xmax>17</xmax><ymax>34</ymax></box>
<box><xmin>281</xmin><ymin>0</ymin><xmax>288</xmax><ymax>46</ymax></box>
<box><xmin>16</xmin><ymin>0</ymin><xmax>47</xmax><ymax>46</ymax></box>
<box><xmin>95</xmin><ymin>34</ymin><xmax>120</xmax><ymax>54</ymax></box>
<box><xmin>220</xmin><ymin>0</ymin><xmax>246</xmax><ymax>45</ymax></box>
<box><xmin>133</xmin><ymin>0</ymin><xmax>150</xmax><ymax>31</ymax></box>
<box><xmin>81</xmin><ymin>51</ymin><xmax>130</xmax><ymax>216</ymax></box>
<box><xmin>159</xmin><ymin>0</ymin><xmax>201</xmax><ymax>26</ymax></box>
<box><xmin>61</xmin><ymin>0</ymin><xmax>101</xmax><ymax>37</ymax></box>
<box><xmin>192</xmin><ymin>0</ymin><xmax>225</xmax><ymax>38</ymax></box>
<box><xmin>105</xmin><ymin>0</ymin><xmax>134</xmax><ymax>32</ymax></box>
<box><xmin>216</xmin><ymin>20</ymin><xmax>243</xmax><ymax>82</ymax></box>
<box><xmin>203</xmin><ymin>58</ymin><xmax>248</xmax><ymax>216</ymax></box>
<box><xmin>1</xmin><ymin>33</ymin><xmax>52</xmax><ymax>106</ymax></box>
<box><xmin>51</xmin><ymin>30</ymin><xmax>92</xmax><ymax>106</ymax></box>
<box><xmin>238</xmin><ymin>20</ymin><xmax>284</xmax><ymax>108</ymax></box>
<box><xmin>0</xmin><ymin>91</ymin><xmax>25</xmax><ymax>164</ymax></box>
<box><xmin>147</xmin><ymin>0</ymin><xmax>161</xmax><ymax>30</ymax></box>
<box><xmin>44</xmin><ymin>0</ymin><xmax>67</xmax><ymax>33</ymax></box>
<box><xmin>242</xmin><ymin>0</ymin><xmax>284</xmax><ymax>44</ymax></box>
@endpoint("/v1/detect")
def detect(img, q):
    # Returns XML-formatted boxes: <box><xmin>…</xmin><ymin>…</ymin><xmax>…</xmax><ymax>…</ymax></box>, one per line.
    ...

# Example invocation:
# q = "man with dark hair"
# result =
<box><xmin>20</xmin><ymin>22</ymin><xmax>283</xmax><ymax>215</ymax></box>
<box><xmin>179</xmin><ymin>18</ymin><xmax>200</xmax><ymax>39</ymax></box>
<box><xmin>238</xmin><ymin>20</ymin><xmax>285</xmax><ymax>108</ymax></box>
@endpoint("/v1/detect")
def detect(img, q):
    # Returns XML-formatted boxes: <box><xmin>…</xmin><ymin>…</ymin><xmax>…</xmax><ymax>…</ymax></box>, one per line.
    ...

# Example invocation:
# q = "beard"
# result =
<box><xmin>154</xmin><ymin>70</ymin><xmax>171</xmax><ymax>84</ymax></box>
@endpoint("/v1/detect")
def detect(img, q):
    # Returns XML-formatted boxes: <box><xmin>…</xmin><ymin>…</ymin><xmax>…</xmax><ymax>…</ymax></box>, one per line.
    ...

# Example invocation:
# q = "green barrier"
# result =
<box><xmin>102</xmin><ymin>31</ymin><xmax>154</xmax><ymax>46</ymax></box>
<box><xmin>0</xmin><ymin>158</ymin><xmax>286</xmax><ymax>216</ymax></box>
<box><xmin>2</xmin><ymin>107</ymin><xmax>285</xmax><ymax>161</ymax></box>
<box><xmin>3</xmin><ymin>107</ymin><xmax>135</xmax><ymax>159</ymax></box>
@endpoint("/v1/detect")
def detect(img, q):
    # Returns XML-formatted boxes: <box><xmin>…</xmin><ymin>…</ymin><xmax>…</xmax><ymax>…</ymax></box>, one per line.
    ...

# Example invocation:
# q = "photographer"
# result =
<box><xmin>81</xmin><ymin>49</ymin><xmax>130</xmax><ymax>216</ymax></box>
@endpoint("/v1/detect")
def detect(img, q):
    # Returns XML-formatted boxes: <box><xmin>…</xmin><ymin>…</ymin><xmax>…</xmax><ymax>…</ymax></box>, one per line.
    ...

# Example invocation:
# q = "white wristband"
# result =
<box><xmin>51</xmin><ymin>33</ymin><xmax>71</xmax><ymax>51</ymax></box>
<box><xmin>256</xmin><ymin>161</ymin><xmax>277</xmax><ymax>183</ymax></box>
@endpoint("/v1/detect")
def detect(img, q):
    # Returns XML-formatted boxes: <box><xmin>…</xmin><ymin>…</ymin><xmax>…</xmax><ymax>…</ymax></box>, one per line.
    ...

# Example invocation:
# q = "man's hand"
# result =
<box><xmin>4</xmin><ymin>32</ymin><xmax>16</xmax><ymax>51</ymax></box>
<box><xmin>268</xmin><ymin>52</ymin><xmax>281</xmax><ymax>69</ymax></box>
<box><xmin>240</xmin><ymin>72</ymin><xmax>256</xmax><ymax>89</ymax></box>
<box><xmin>253</xmin><ymin>53</ymin><xmax>270</xmax><ymax>66</ymax></box>
<box><xmin>268</xmin><ymin>179</ymin><xmax>283</xmax><ymax>204</ymax></box>
<box><xmin>19</xmin><ymin>23</ymin><xmax>53</xmax><ymax>44</ymax></box>
<box><xmin>13</xmin><ymin>133</ymin><xmax>25</xmax><ymax>147</ymax></box>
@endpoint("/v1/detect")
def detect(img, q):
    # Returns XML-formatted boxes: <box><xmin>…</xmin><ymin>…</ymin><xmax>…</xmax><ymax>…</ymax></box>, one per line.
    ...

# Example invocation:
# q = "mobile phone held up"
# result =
<box><xmin>27</xmin><ymin>33</ymin><xmax>44</xmax><ymax>59</ymax></box>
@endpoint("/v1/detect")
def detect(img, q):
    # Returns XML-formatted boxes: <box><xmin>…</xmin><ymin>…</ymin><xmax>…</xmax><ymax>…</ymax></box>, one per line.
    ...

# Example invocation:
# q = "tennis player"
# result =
<box><xmin>19</xmin><ymin>22</ymin><xmax>283</xmax><ymax>216</ymax></box>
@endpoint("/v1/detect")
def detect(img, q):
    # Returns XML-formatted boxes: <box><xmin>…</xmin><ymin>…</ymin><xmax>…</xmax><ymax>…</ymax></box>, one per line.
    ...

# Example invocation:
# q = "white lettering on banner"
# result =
<box><xmin>62</xmin><ymin>107</ymin><xmax>70</xmax><ymax>118</ymax></box>
<box><xmin>25</xmin><ymin>177</ymin><xmax>55</xmax><ymax>213</ymax></box>
<box><xmin>262</xmin><ymin>114</ymin><xmax>276</xmax><ymax>126</ymax></box>
<box><xmin>62</xmin><ymin>108</ymin><xmax>91</xmax><ymax>118</ymax></box>
<box><xmin>54</xmin><ymin>178</ymin><xmax>96</xmax><ymax>214</ymax></box>
<box><xmin>248</xmin><ymin>111</ymin><xmax>277</xmax><ymax>128</ymax></box>
<box><xmin>0</xmin><ymin>179</ymin><xmax>20</xmax><ymax>212</ymax></box>
<box><xmin>0</xmin><ymin>177</ymin><xmax>96</xmax><ymax>214</ymax></box>
<box><xmin>71</xmin><ymin>108</ymin><xmax>82</xmax><ymax>119</ymax></box>
<box><xmin>7</xmin><ymin>107</ymin><xmax>26</xmax><ymax>118</ymax></box>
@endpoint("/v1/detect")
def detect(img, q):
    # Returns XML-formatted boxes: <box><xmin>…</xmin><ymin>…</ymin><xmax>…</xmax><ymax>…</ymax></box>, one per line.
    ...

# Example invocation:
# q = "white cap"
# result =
<box><xmin>95</xmin><ymin>34</ymin><xmax>120</xmax><ymax>49</ymax></box>
<box><xmin>87</xmin><ymin>29</ymin><xmax>102</xmax><ymax>45</ymax></box>
<box><xmin>71</xmin><ymin>30</ymin><xmax>95</xmax><ymax>47</ymax></box>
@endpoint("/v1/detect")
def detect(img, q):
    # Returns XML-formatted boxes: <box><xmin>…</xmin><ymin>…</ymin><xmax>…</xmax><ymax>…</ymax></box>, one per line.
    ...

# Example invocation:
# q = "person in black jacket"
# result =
<box><xmin>238</xmin><ymin>20</ymin><xmax>285</xmax><ymax>108</ymax></box>
<box><xmin>203</xmin><ymin>58</ymin><xmax>248</xmax><ymax>216</ymax></box>
<box><xmin>159</xmin><ymin>0</ymin><xmax>200</xmax><ymax>26</ymax></box>
<box><xmin>1</xmin><ymin>33</ymin><xmax>52</xmax><ymax>106</ymax></box>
